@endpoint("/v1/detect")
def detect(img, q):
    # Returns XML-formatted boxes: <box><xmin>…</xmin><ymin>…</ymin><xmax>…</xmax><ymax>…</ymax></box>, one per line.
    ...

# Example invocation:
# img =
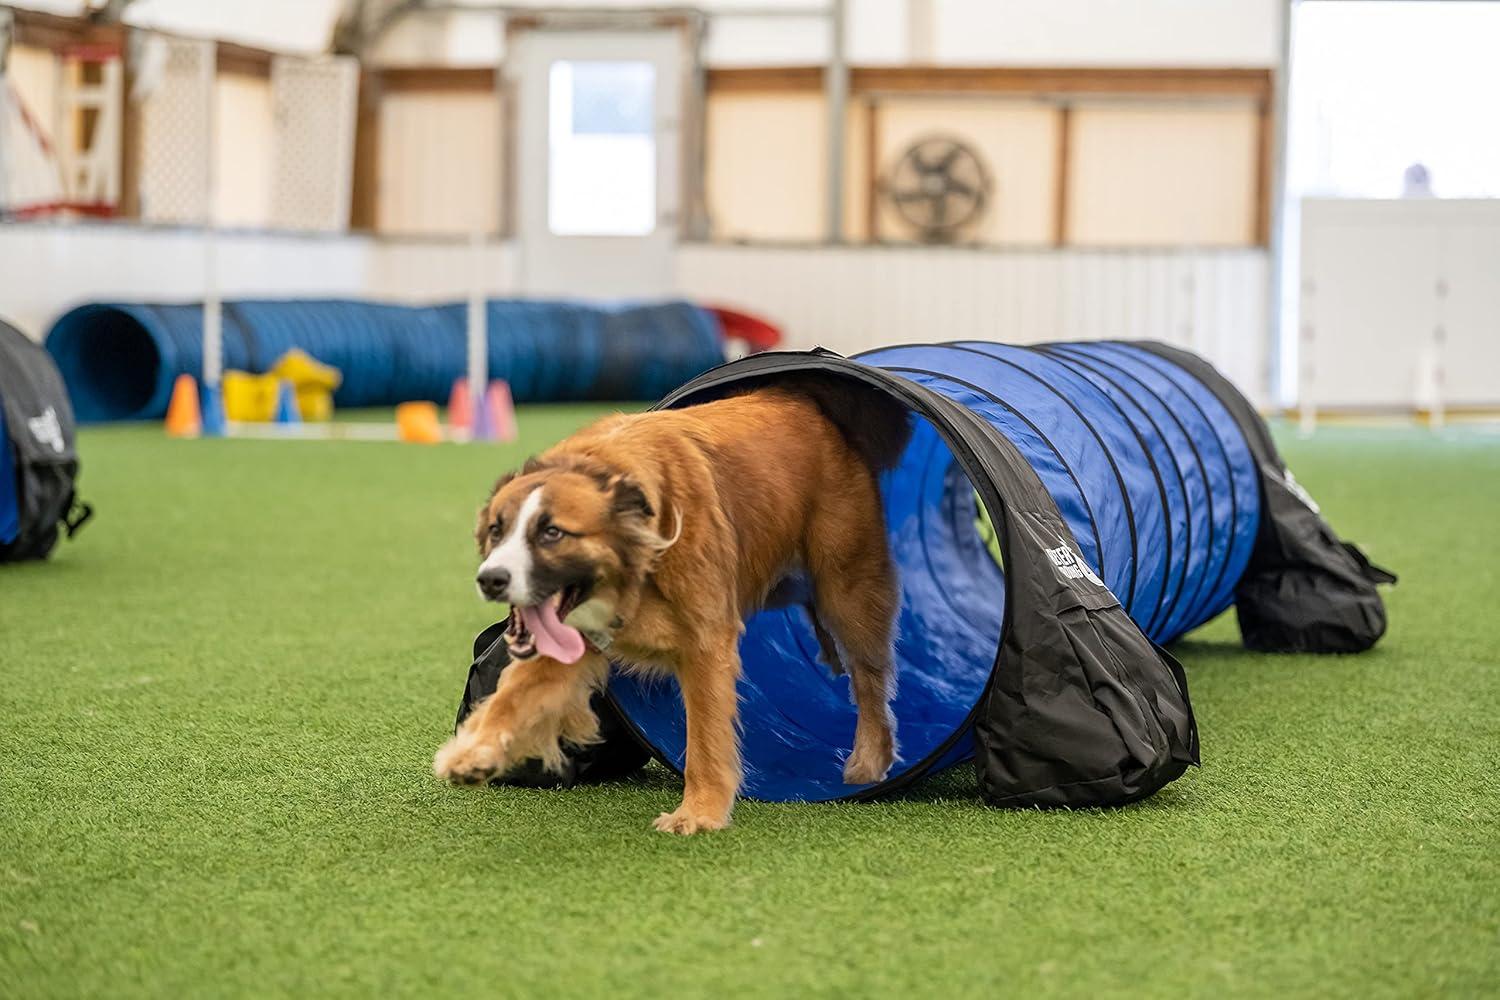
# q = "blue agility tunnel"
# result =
<box><xmin>44</xmin><ymin>299</ymin><xmax>726</xmax><ymax>422</ymax></box>
<box><xmin>586</xmin><ymin>342</ymin><xmax>1394</xmax><ymax>808</ymax></box>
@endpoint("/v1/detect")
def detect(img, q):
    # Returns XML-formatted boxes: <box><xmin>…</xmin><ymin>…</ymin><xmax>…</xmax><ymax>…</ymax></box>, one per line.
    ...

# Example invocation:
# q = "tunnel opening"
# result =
<box><xmin>606</xmin><ymin>401</ymin><xmax>1008</xmax><ymax>803</ymax></box>
<box><xmin>47</xmin><ymin>306</ymin><xmax>164</xmax><ymax>423</ymax></box>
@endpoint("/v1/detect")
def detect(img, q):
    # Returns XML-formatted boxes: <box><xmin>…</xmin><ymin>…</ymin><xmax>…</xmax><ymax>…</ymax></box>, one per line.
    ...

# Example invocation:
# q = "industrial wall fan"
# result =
<box><xmin>882</xmin><ymin>135</ymin><xmax>992</xmax><ymax>243</ymax></box>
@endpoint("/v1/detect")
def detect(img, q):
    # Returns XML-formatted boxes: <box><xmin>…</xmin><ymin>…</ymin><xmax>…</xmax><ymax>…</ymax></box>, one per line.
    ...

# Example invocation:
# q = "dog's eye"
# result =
<box><xmin>540</xmin><ymin>525</ymin><xmax>564</xmax><ymax>544</ymax></box>
<box><xmin>488</xmin><ymin>521</ymin><xmax>503</xmax><ymax>540</ymax></box>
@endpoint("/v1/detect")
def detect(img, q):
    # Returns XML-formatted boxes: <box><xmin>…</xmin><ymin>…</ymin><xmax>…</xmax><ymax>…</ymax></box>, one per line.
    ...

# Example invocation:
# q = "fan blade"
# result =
<box><xmin>891</xmin><ymin>187</ymin><xmax>930</xmax><ymax>204</ymax></box>
<box><xmin>934</xmin><ymin>142</ymin><xmax>962</xmax><ymax>171</ymax></box>
<box><xmin>947</xmin><ymin>178</ymin><xmax>977</xmax><ymax>199</ymax></box>
<box><xmin>930</xmin><ymin>189</ymin><xmax>949</xmax><ymax>228</ymax></box>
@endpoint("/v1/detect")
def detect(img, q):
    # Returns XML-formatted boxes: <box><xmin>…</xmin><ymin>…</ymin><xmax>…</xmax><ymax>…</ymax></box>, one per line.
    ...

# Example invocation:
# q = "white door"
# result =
<box><xmin>511</xmin><ymin>30</ymin><xmax>682</xmax><ymax>298</ymax></box>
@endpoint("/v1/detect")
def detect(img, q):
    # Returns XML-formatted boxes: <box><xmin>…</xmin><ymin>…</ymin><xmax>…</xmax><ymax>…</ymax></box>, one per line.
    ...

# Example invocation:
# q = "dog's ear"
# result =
<box><xmin>488</xmin><ymin>469</ymin><xmax>518</xmax><ymax>499</ymax></box>
<box><xmin>608</xmin><ymin>475</ymin><xmax>654</xmax><ymax>520</ymax></box>
<box><xmin>476</xmin><ymin>471</ymin><xmax>518</xmax><ymax>552</ymax></box>
<box><xmin>474</xmin><ymin>501</ymin><xmax>494</xmax><ymax>554</ymax></box>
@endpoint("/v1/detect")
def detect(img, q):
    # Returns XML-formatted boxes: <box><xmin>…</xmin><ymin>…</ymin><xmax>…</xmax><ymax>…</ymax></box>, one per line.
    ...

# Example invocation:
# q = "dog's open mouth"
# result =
<box><xmin>505</xmin><ymin>585</ymin><xmax>587</xmax><ymax>664</ymax></box>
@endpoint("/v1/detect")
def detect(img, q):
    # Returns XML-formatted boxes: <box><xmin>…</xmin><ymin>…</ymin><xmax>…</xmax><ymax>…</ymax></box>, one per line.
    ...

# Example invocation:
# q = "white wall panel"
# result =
<box><xmin>366</xmin><ymin>0</ymin><xmax>1280</xmax><ymax>68</ymax></box>
<box><xmin>1299</xmin><ymin>199</ymin><xmax>1500</xmax><ymax>410</ymax></box>
<box><xmin>933</xmin><ymin>0</ymin><xmax>1280</xmax><ymax>67</ymax></box>
<box><xmin>676</xmin><ymin>243</ymin><xmax>1270</xmax><ymax>403</ymax></box>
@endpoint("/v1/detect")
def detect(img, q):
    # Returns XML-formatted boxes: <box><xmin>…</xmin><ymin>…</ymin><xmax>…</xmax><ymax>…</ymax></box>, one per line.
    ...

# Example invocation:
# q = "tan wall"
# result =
<box><xmin>707</xmin><ymin>92</ymin><xmax>876</xmax><ymax>243</ymax></box>
<box><xmin>871</xmin><ymin>98</ymin><xmax>1058</xmax><ymax>245</ymax></box>
<box><xmin>1066</xmin><ymin>102</ymin><xmax>1259</xmax><ymax>246</ymax></box>
<box><xmin>376</xmin><ymin>90</ymin><xmax>501</xmax><ymax>235</ymax></box>
<box><xmin>704</xmin><ymin>89</ymin><xmax>1261</xmax><ymax>248</ymax></box>
<box><xmin>7</xmin><ymin>45</ymin><xmax>58</xmax><ymax>126</ymax></box>
<box><xmin>706</xmin><ymin>92</ymin><xmax>827</xmax><ymax>243</ymax></box>
<box><xmin>214</xmin><ymin>72</ymin><xmax>274</xmax><ymax>227</ymax></box>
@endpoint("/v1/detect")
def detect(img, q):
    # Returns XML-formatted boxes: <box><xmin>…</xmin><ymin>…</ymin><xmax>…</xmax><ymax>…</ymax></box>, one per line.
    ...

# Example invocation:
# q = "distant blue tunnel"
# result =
<box><xmin>608</xmin><ymin>341</ymin><xmax>1261</xmax><ymax>802</ymax></box>
<box><xmin>44</xmin><ymin>299</ymin><xmax>726</xmax><ymax>422</ymax></box>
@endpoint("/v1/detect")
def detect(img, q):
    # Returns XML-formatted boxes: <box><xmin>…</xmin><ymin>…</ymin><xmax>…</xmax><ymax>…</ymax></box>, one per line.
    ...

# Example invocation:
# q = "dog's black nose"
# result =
<box><xmin>476</xmin><ymin>566</ymin><xmax>510</xmax><ymax>599</ymax></box>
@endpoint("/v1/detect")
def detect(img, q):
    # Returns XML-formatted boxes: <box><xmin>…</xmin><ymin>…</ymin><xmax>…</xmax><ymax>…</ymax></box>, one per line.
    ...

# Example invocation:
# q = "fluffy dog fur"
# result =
<box><xmin>433</xmin><ymin>377</ymin><xmax>911</xmax><ymax>834</ymax></box>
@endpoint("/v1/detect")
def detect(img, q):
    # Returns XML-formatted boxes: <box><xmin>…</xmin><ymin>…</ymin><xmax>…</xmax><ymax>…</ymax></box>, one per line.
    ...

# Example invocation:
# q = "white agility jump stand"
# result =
<box><xmin>466</xmin><ymin>228</ymin><xmax>488</xmax><ymax>437</ymax></box>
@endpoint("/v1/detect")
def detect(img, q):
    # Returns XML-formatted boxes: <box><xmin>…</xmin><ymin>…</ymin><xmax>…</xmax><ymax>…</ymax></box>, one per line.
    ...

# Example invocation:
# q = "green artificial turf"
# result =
<box><xmin>1</xmin><ymin>409</ymin><xmax>1496</xmax><ymax>998</ymax></box>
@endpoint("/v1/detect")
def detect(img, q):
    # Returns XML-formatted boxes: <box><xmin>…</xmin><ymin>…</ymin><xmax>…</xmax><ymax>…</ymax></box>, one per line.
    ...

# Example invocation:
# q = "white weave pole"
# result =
<box><xmin>1430</xmin><ymin>277</ymin><xmax>1447</xmax><ymax>430</ymax></box>
<box><xmin>203</xmin><ymin>227</ymin><xmax>222</xmax><ymax>387</ymax></box>
<box><xmin>1298</xmin><ymin>321</ymin><xmax>1316</xmax><ymax>437</ymax></box>
<box><xmin>466</xmin><ymin>228</ymin><xmax>488</xmax><ymax>432</ymax></box>
<box><xmin>201</xmin><ymin>43</ymin><xmax>221</xmax><ymax>391</ymax></box>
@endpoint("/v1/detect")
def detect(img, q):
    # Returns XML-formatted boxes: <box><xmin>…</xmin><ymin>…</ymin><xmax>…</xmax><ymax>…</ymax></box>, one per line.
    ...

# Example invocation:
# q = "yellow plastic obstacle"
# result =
<box><xmin>222</xmin><ymin>350</ymin><xmax>343</xmax><ymax>422</ymax></box>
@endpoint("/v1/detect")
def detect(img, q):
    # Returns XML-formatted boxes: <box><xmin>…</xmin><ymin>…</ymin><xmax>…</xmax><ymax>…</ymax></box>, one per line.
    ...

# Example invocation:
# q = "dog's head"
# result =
<box><xmin>473</xmin><ymin>456</ymin><xmax>677</xmax><ymax>662</ymax></box>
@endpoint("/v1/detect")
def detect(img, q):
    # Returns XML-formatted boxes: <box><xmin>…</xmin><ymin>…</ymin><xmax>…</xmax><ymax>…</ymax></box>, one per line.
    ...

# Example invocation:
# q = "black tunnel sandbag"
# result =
<box><xmin>605</xmin><ymin>348</ymin><xmax>1202</xmax><ymax>809</ymax></box>
<box><xmin>44</xmin><ymin>299</ymin><xmax>727</xmax><ymax>422</ymax></box>
<box><xmin>1132</xmin><ymin>342</ymin><xmax>1397</xmax><ymax>653</ymax></box>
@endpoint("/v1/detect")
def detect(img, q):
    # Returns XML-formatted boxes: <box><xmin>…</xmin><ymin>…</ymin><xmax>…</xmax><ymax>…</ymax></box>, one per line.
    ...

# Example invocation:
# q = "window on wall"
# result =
<box><xmin>547</xmin><ymin>60</ymin><xmax>656</xmax><ymax>236</ymax></box>
<box><xmin>1291</xmin><ymin>1</ymin><xmax>1500</xmax><ymax>198</ymax></box>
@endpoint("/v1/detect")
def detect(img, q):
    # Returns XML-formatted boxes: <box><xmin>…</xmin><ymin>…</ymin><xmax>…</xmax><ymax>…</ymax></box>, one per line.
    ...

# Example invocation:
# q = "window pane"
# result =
<box><xmin>548</xmin><ymin>60</ymin><xmax>656</xmax><ymax>236</ymax></box>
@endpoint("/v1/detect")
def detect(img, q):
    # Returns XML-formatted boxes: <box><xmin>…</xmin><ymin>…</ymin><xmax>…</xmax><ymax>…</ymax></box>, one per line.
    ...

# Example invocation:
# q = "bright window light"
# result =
<box><xmin>547</xmin><ymin>60</ymin><xmax>657</xmax><ymax>236</ymax></box>
<box><xmin>1291</xmin><ymin>1</ymin><xmax>1500</xmax><ymax>198</ymax></box>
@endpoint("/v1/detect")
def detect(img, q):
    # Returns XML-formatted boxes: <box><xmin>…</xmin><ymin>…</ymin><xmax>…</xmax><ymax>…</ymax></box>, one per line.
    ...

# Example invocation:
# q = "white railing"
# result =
<box><xmin>676</xmin><ymin>243</ymin><xmax>1271</xmax><ymax>406</ymax></box>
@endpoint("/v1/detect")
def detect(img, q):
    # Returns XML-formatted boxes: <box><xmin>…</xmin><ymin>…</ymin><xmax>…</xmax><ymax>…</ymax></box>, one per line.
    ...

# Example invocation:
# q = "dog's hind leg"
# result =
<box><xmin>765</xmin><ymin>575</ymin><xmax>845</xmax><ymax>674</ymax></box>
<box><xmin>806</xmin><ymin>492</ymin><xmax>900</xmax><ymax>786</ymax></box>
<box><xmin>806</xmin><ymin>602</ymin><xmax>847</xmax><ymax>675</ymax></box>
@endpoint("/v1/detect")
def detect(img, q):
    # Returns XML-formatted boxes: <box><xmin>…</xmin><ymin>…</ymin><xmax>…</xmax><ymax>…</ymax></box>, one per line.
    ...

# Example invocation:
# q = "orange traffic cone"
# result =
<box><xmin>447</xmin><ymin>378</ymin><xmax>473</xmax><ymax>433</ymax></box>
<box><xmin>396</xmin><ymin>401</ymin><xmax>443</xmax><ymax>444</ymax></box>
<box><xmin>165</xmin><ymin>374</ymin><xmax>202</xmax><ymax>438</ymax></box>
<box><xmin>486</xmin><ymin>380</ymin><xmax>518</xmax><ymax>443</ymax></box>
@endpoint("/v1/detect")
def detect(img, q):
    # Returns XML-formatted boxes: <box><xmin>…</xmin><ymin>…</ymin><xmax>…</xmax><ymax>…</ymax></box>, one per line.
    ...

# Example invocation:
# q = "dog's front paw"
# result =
<box><xmin>842</xmin><ymin>745</ymin><xmax>894</xmax><ymax>785</ymax></box>
<box><xmin>652</xmin><ymin>806</ymin><xmax>730</xmax><ymax>835</ymax></box>
<box><xmin>432</xmin><ymin>731</ymin><xmax>509</xmax><ymax>786</ymax></box>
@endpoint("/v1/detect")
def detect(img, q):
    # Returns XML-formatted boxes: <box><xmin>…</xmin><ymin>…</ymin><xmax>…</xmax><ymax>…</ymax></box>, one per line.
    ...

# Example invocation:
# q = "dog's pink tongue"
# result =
<box><xmin>518</xmin><ymin>594</ymin><xmax>586</xmax><ymax>664</ymax></box>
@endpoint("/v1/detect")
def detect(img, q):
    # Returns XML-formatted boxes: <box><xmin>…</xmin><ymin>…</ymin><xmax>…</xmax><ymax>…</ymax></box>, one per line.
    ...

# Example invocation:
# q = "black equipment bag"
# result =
<box><xmin>455</xmin><ymin>621</ymin><xmax>651</xmax><ymax>788</ymax></box>
<box><xmin>0</xmin><ymin>318</ymin><xmax>92</xmax><ymax>563</ymax></box>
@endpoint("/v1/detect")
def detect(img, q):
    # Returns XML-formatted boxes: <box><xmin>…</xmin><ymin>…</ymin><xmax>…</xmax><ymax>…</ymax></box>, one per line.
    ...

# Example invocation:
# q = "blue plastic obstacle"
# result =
<box><xmin>44</xmin><ymin>299</ymin><xmax>726</xmax><ymax>422</ymax></box>
<box><xmin>607</xmin><ymin>342</ymin><xmax>1282</xmax><ymax>803</ymax></box>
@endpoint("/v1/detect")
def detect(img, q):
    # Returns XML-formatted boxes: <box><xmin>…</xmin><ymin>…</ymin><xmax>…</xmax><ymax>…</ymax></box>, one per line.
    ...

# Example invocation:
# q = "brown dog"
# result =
<box><xmin>432</xmin><ymin>376</ymin><xmax>910</xmax><ymax>833</ymax></box>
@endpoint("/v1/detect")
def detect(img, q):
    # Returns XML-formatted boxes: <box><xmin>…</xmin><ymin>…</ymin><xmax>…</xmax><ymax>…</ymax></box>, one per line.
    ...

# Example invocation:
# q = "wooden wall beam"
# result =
<box><xmin>1253</xmin><ymin>98</ymin><xmax>1274</xmax><ymax>247</ymax></box>
<box><xmin>1053</xmin><ymin>103</ymin><xmax>1072</xmax><ymax>247</ymax></box>
<box><xmin>370</xmin><ymin>66</ymin><xmax>500</xmax><ymax>94</ymax></box>
<box><xmin>707</xmin><ymin>66</ymin><xmax>824</xmax><ymax>94</ymax></box>
<box><xmin>117</xmin><ymin>38</ymin><xmax>141</xmax><ymax>219</ymax></box>
<box><xmin>708</xmin><ymin>65</ymin><xmax>1273</xmax><ymax>102</ymax></box>
<box><xmin>217</xmin><ymin>41</ymin><xmax>273</xmax><ymax>78</ymax></box>
<box><xmin>10</xmin><ymin>9</ymin><xmax>123</xmax><ymax>51</ymax></box>
<box><xmin>349</xmin><ymin>72</ymin><xmax>382</xmax><ymax>232</ymax></box>
<box><xmin>864</xmin><ymin>97</ymin><xmax>880</xmax><ymax>242</ymax></box>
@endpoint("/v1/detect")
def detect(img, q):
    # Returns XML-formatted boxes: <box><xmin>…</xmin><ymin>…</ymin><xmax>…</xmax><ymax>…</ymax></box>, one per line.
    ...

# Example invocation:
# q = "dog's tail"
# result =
<box><xmin>773</xmin><ymin>372</ymin><xmax>913</xmax><ymax>474</ymax></box>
